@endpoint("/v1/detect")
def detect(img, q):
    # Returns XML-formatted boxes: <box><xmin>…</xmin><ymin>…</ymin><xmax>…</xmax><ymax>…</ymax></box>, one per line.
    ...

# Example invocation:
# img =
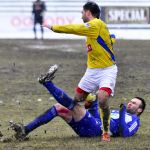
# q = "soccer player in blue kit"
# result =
<box><xmin>10</xmin><ymin>65</ymin><xmax>146</xmax><ymax>141</ymax></box>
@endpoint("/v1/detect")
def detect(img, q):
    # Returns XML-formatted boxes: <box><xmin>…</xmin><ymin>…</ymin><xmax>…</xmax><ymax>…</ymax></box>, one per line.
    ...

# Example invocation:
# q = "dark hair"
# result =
<box><xmin>135</xmin><ymin>97</ymin><xmax>146</xmax><ymax>116</ymax></box>
<box><xmin>83</xmin><ymin>1</ymin><xmax>100</xmax><ymax>19</ymax></box>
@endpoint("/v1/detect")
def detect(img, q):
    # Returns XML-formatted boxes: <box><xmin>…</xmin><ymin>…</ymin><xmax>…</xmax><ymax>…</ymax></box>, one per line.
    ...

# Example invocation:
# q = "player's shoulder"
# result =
<box><xmin>87</xmin><ymin>18</ymin><xmax>101</xmax><ymax>28</ymax></box>
<box><xmin>90</xmin><ymin>18</ymin><xmax>106</xmax><ymax>27</ymax></box>
<box><xmin>90</xmin><ymin>18</ymin><xmax>100</xmax><ymax>23</ymax></box>
<box><xmin>127</xmin><ymin>113</ymin><xmax>139</xmax><ymax>122</ymax></box>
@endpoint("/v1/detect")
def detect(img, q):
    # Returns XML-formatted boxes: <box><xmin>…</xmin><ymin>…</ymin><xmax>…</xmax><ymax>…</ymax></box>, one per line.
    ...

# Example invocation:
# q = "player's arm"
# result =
<box><xmin>32</xmin><ymin>3</ymin><xmax>35</xmax><ymax>14</ymax></box>
<box><xmin>42</xmin><ymin>2</ymin><xmax>46</xmax><ymax>12</ymax></box>
<box><xmin>42</xmin><ymin>23</ymin><xmax>98</xmax><ymax>38</ymax></box>
<box><xmin>119</xmin><ymin>104</ymin><xmax>139</xmax><ymax>137</ymax></box>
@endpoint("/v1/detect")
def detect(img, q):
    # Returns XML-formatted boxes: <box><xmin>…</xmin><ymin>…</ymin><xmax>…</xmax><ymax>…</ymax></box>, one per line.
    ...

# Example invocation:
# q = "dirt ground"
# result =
<box><xmin>0</xmin><ymin>39</ymin><xmax>150</xmax><ymax>150</ymax></box>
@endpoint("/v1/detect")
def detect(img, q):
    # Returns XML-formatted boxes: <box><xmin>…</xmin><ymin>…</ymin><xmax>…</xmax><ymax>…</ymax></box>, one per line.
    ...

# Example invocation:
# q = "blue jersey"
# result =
<box><xmin>69</xmin><ymin>102</ymin><xmax>140</xmax><ymax>137</ymax></box>
<box><xmin>110</xmin><ymin>109</ymin><xmax>140</xmax><ymax>137</ymax></box>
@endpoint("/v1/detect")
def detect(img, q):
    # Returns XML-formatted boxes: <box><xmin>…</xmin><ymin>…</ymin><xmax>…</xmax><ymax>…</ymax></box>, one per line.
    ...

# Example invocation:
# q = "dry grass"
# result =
<box><xmin>0</xmin><ymin>39</ymin><xmax>150</xmax><ymax>150</ymax></box>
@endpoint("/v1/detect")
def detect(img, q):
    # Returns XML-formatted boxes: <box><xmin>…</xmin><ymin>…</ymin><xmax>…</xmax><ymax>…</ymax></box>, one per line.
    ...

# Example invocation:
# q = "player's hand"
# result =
<box><xmin>119</xmin><ymin>103</ymin><xmax>126</xmax><ymax>110</ymax></box>
<box><xmin>42</xmin><ymin>23</ymin><xmax>52</xmax><ymax>30</ymax></box>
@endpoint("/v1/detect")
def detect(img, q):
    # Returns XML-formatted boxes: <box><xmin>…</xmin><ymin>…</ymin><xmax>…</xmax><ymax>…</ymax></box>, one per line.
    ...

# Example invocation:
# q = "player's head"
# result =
<box><xmin>127</xmin><ymin>97</ymin><xmax>146</xmax><ymax>116</ymax></box>
<box><xmin>82</xmin><ymin>1</ymin><xmax>100</xmax><ymax>22</ymax></box>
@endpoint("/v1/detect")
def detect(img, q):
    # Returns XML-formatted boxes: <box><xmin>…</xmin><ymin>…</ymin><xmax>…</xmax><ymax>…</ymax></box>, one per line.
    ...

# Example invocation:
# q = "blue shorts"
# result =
<box><xmin>68</xmin><ymin>111</ymin><xmax>102</xmax><ymax>137</ymax></box>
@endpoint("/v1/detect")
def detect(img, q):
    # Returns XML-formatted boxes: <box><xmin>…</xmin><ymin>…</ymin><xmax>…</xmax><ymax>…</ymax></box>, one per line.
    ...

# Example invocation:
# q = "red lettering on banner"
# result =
<box><xmin>44</xmin><ymin>16</ymin><xmax>75</xmax><ymax>25</ymax></box>
<box><xmin>11</xmin><ymin>16</ymin><xmax>75</xmax><ymax>28</ymax></box>
<box><xmin>87</xmin><ymin>44</ymin><xmax>92</xmax><ymax>52</ymax></box>
<box><xmin>11</xmin><ymin>17</ymin><xmax>21</xmax><ymax>27</ymax></box>
<box><xmin>56</xmin><ymin>16</ymin><xmax>65</xmax><ymax>24</ymax></box>
<box><xmin>11</xmin><ymin>16</ymin><xmax>32</xmax><ymax>27</ymax></box>
<box><xmin>23</xmin><ymin>17</ymin><xmax>32</xmax><ymax>26</ymax></box>
<box><xmin>44</xmin><ymin>17</ymin><xmax>55</xmax><ymax>25</ymax></box>
<box><xmin>66</xmin><ymin>17</ymin><xmax>75</xmax><ymax>24</ymax></box>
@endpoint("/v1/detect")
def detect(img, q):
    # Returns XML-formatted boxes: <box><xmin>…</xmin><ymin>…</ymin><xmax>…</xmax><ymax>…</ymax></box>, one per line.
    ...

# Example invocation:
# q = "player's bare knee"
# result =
<box><xmin>54</xmin><ymin>103</ymin><xmax>71</xmax><ymax>116</ymax></box>
<box><xmin>97</xmin><ymin>90</ymin><xmax>110</xmax><ymax>108</ymax></box>
<box><xmin>54</xmin><ymin>103</ymin><xmax>63</xmax><ymax>110</ymax></box>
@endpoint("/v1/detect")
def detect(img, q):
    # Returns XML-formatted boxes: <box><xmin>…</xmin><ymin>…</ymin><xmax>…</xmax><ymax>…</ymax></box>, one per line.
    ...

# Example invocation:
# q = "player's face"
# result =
<box><xmin>81</xmin><ymin>9</ymin><xmax>89</xmax><ymax>23</ymax></box>
<box><xmin>127</xmin><ymin>98</ymin><xmax>142</xmax><ymax>115</ymax></box>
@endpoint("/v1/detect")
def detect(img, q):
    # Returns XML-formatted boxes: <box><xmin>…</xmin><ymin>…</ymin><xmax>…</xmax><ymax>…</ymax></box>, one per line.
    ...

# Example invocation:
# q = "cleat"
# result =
<box><xmin>9</xmin><ymin>121</ymin><xmax>27</xmax><ymax>141</ymax></box>
<box><xmin>38</xmin><ymin>64</ymin><xmax>58</xmax><ymax>84</ymax></box>
<box><xmin>101</xmin><ymin>132</ymin><xmax>110</xmax><ymax>142</ymax></box>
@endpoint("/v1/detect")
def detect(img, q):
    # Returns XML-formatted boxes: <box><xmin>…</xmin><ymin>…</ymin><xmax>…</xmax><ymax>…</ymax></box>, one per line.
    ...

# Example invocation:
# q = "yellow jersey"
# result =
<box><xmin>52</xmin><ymin>18</ymin><xmax>116</xmax><ymax>68</ymax></box>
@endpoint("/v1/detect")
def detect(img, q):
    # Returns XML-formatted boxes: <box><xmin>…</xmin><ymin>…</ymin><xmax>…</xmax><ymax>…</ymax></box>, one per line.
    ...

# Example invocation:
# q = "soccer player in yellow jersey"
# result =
<box><xmin>43</xmin><ymin>1</ymin><xmax>118</xmax><ymax>141</ymax></box>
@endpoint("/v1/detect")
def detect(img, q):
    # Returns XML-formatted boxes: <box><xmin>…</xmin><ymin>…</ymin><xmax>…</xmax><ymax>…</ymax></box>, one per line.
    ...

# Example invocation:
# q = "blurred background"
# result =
<box><xmin>0</xmin><ymin>0</ymin><xmax>150</xmax><ymax>39</ymax></box>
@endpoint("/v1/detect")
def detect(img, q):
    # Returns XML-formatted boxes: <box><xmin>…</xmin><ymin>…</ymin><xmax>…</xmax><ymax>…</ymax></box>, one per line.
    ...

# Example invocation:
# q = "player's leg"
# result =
<box><xmin>74</xmin><ymin>87</ymin><xmax>89</xmax><ymax>102</ymax></box>
<box><xmin>54</xmin><ymin>103</ymin><xmax>72</xmax><ymax>122</ymax></box>
<box><xmin>97</xmin><ymin>65</ymin><xmax>118</xmax><ymax>141</ymax></box>
<box><xmin>40</xmin><ymin>17</ymin><xmax>44</xmax><ymax>39</ymax></box>
<box><xmin>53</xmin><ymin>103</ymin><xmax>86</xmax><ymax>124</ymax></box>
<box><xmin>44</xmin><ymin>81</ymin><xmax>77</xmax><ymax>109</ymax></box>
<box><xmin>74</xmin><ymin>68</ymin><xmax>102</xmax><ymax>119</ymax></box>
<box><xmin>9</xmin><ymin>105</ymin><xmax>57</xmax><ymax>141</ymax></box>
<box><xmin>24</xmin><ymin>106</ymin><xmax>58</xmax><ymax>134</ymax></box>
<box><xmin>68</xmin><ymin>105</ymin><xmax>102</xmax><ymax>137</ymax></box>
<box><xmin>38</xmin><ymin>64</ymin><xmax>77</xmax><ymax>110</ymax></box>
<box><xmin>10</xmin><ymin>103</ymin><xmax>73</xmax><ymax>141</ymax></box>
<box><xmin>24</xmin><ymin>103</ymin><xmax>72</xmax><ymax>127</ymax></box>
<box><xmin>33</xmin><ymin>19</ymin><xmax>37</xmax><ymax>39</ymax></box>
<box><xmin>74</xmin><ymin>68</ymin><xmax>95</xmax><ymax>103</ymax></box>
<box><xmin>86</xmin><ymin>94</ymin><xmax>100</xmax><ymax>119</ymax></box>
<box><xmin>97</xmin><ymin>88</ymin><xmax>111</xmax><ymax>141</ymax></box>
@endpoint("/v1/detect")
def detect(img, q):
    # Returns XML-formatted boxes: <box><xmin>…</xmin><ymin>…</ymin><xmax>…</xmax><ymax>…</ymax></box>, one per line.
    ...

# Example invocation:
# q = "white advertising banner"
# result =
<box><xmin>104</xmin><ymin>7</ymin><xmax>149</xmax><ymax>24</ymax></box>
<box><xmin>1</xmin><ymin>10</ymin><xmax>150</xmax><ymax>39</ymax></box>
<box><xmin>0</xmin><ymin>12</ymin><xmax>83</xmax><ymax>39</ymax></box>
